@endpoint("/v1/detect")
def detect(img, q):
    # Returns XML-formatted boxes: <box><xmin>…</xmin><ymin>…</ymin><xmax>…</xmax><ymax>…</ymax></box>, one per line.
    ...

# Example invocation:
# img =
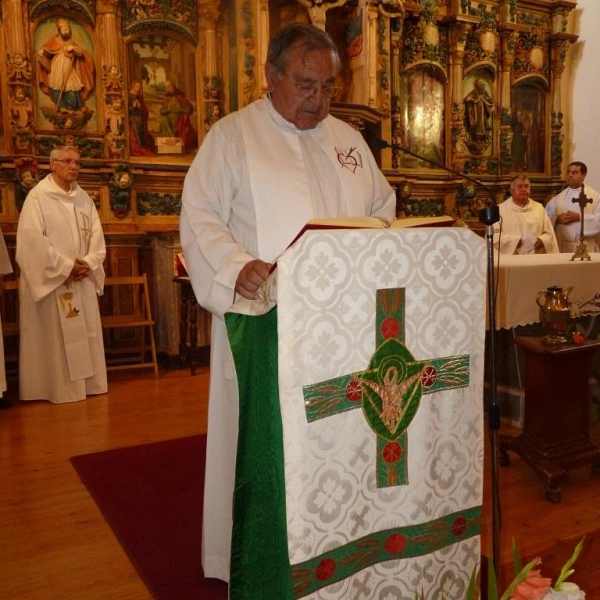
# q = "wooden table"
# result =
<box><xmin>500</xmin><ymin>336</ymin><xmax>600</xmax><ymax>502</ymax></box>
<box><xmin>173</xmin><ymin>276</ymin><xmax>210</xmax><ymax>375</ymax></box>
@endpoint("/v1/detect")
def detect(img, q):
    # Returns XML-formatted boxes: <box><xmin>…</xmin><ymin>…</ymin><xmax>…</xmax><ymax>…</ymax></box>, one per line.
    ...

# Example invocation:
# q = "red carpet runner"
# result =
<box><xmin>70</xmin><ymin>435</ymin><xmax>227</xmax><ymax>600</ymax></box>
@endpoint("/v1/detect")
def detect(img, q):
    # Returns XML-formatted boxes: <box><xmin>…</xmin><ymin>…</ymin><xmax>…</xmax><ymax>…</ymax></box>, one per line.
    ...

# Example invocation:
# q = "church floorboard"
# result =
<box><xmin>0</xmin><ymin>367</ymin><xmax>599</xmax><ymax>597</ymax></box>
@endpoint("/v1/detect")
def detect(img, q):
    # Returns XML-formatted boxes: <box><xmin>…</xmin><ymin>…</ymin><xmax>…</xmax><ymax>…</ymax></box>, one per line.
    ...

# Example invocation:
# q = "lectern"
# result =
<box><xmin>225</xmin><ymin>227</ymin><xmax>487</xmax><ymax>599</ymax></box>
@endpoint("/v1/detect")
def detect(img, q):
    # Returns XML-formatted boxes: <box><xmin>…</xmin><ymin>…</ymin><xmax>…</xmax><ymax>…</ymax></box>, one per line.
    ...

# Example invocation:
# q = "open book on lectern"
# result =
<box><xmin>269</xmin><ymin>214</ymin><xmax>455</xmax><ymax>273</ymax></box>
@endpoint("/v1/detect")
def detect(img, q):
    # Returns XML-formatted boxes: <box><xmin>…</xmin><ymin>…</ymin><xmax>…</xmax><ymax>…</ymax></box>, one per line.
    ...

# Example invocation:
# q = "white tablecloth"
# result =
<box><xmin>494</xmin><ymin>253</ymin><xmax>600</xmax><ymax>329</ymax></box>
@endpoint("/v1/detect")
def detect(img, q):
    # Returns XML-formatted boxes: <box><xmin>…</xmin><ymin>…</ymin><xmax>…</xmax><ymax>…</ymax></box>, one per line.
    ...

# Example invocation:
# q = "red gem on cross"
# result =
<box><xmin>421</xmin><ymin>365</ymin><xmax>437</xmax><ymax>387</ymax></box>
<box><xmin>451</xmin><ymin>516</ymin><xmax>467</xmax><ymax>537</ymax></box>
<box><xmin>384</xmin><ymin>533</ymin><xmax>407</xmax><ymax>554</ymax></box>
<box><xmin>381</xmin><ymin>317</ymin><xmax>400</xmax><ymax>340</ymax></box>
<box><xmin>382</xmin><ymin>441</ymin><xmax>402</xmax><ymax>463</ymax></box>
<box><xmin>315</xmin><ymin>558</ymin><xmax>336</xmax><ymax>581</ymax></box>
<box><xmin>345</xmin><ymin>380</ymin><xmax>362</xmax><ymax>402</ymax></box>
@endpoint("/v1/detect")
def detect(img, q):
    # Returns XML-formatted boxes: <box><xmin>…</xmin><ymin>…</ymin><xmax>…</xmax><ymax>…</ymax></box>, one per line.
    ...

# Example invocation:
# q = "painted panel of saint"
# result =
<box><xmin>128</xmin><ymin>37</ymin><xmax>198</xmax><ymax>157</ymax></box>
<box><xmin>511</xmin><ymin>84</ymin><xmax>546</xmax><ymax>173</ymax></box>
<box><xmin>35</xmin><ymin>17</ymin><xmax>97</xmax><ymax>131</ymax></box>
<box><xmin>398</xmin><ymin>70</ymin><xmax>445</xmax><ymax>168</ymax></box>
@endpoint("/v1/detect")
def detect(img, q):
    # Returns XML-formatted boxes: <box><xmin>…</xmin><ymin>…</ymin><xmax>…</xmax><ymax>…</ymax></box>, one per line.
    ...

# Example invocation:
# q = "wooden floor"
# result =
<box><xmin>1</xmin><ymin>367</ymin><xmax>599</xmax><ymax>599</ymax></box>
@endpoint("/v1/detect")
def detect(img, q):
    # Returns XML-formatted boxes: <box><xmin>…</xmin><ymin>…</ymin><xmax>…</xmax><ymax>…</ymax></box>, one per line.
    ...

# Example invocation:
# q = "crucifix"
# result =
<box><xmin>302</xmin><ymin>287</ymin><xmax>471</xmax><ymax>488</ymax></box>
<box><xmin>296</xmin><ymin>0</ymin><xmax>350</xmax><ymax>30</ymax></box>
<box><xmin>570</xmin><ymin>183</ymin><xmax>593</xmax><ymax>261</ymax></box>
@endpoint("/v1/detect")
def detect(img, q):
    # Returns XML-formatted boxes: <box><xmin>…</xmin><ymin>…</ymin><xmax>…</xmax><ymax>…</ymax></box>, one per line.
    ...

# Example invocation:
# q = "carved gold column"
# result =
<box><xmin>447</xmin><ymin>19</ymin><xmax>473</xmax><ymax>172</ymax></box>
<box><xmin>366</xmin><ymin>3</ymin><xmax>379</xmax><ymax>108</ymax></box>
<box><xmin>257</xmin><ymin>0</ymin><xmax>270</xmax><ymax>96</ymax></box>
<box><xmin>4</xmin><ymin>0</ymin><xmax>34</xmax><ymax>153</ymax></box>
<box><xmin>97</xmin><ymin>0</ymin><xmax>125</xmax><ymax>159</ymax></box>
<box><xmin>199</xmin><ymin>2</ymin><xmax>221</xmax><ymax>137</ymax></box>
<box><xmin>498</xmin><ymin>28</ymin><xmax>518</xmax><ymax>174</ymax></box>
<box><xmin>549</xmin><ymin>3</ymin><xmax>577</xmax><ymax>176</ymax></box>
<box><xmin>4</xmin><ymin>0</ymin><xmax>27</xmax><ymax>54</ymax></box>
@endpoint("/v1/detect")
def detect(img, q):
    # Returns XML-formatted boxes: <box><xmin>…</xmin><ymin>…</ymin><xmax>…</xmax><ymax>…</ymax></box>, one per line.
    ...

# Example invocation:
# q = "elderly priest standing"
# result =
<box><xmin>16</xmin><ymin>145</ymin><xmax>108</xmax><ymax>404</ymax></box>
<box><xmin>494</xmin><ymin>174</ymin><xmax>559</xmax><ymax>255</ymax></box>
<box><xmin>179</xmin><ymin>22</ymin><xmax>395</xmax><ymax>583</ymax></box>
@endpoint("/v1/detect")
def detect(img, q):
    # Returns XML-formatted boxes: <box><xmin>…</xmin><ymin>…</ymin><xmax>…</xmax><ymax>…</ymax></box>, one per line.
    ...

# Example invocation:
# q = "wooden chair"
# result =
<box><xmin>100</xmin><ymin>274</ymin><xmax>159</xmax><ymax>377</ymax></box>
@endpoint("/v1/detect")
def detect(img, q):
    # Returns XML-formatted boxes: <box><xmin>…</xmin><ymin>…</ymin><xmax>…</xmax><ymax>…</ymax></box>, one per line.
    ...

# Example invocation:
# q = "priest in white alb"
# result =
<box><xmin>545</xmin><ymin>161</ymin><xmax>600</xmax><ymax>252</ymax></box>
<box><xmin>16</xmin><ymin>145</ymin><xmax>107</xmax><ymax>404</ymax></box>
<box><xmin>494</xmin><ymin>174</ymin><xmax>559</xmax><ymax>255</ymax></box>
<box><xmin>179</xmin><ymin>23</ymin><xmax>395</xmax><ymax>584</ymax></box>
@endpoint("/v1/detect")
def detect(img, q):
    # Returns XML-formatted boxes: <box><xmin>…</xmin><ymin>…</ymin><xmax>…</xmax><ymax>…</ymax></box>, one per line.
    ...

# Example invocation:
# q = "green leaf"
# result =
<box><xmin>499</xmin><ymin>558</ymin><xmax>541</xmax><ymax>600</ymax></box>
<box><xmin>466</xmin><ymin>566</ymin><xmax>479</xmax><ymax>600</ymax></box>
<box><xmin>487</xmin><ymin>554</ymin><xmax>499</xmax><ymax>600</ymax></box>
<box><xmin>553</xmin><ymin>537</ymin><xmax>585</xmax><ymax>589</ymax></box>
<box><xmin>511</xmin><ymin>538</ymin><xmax>522</xmax><ymax>575</ymax></box>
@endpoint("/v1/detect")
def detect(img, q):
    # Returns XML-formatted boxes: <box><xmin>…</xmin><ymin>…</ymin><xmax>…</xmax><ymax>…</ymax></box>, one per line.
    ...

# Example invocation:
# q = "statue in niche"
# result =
<box><xmin>295</xmin><ymin>0</ymin><xmax>350</xmax><ymax>30</ymax></box>
<box><xmin>463</xmin><ymin>78</ymin><xmax>494</xmax><ymax>154</ymax></box>
<box><xmin>37</xmin><ymin>18</ymin><xmax>95</xmax><ymax>128</ymax></box>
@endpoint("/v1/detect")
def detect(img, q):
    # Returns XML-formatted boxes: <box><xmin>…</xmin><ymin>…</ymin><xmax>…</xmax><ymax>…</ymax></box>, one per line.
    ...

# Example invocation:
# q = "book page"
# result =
<box><xmin>306</xmin><ymin>216</ymin><xmax>388</xmax><ymax>228</ymax></box>
<box><xmin>390</xmin><ymin>215</ymin><xmax>455</xmax><ymax>228</ymax></box>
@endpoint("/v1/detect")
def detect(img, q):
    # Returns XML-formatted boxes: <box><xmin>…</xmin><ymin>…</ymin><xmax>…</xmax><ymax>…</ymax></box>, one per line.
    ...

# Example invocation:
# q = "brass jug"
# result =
<box><xmin>535</xmin><ymin>285</ymin><xmax>573</xmax><ymax>344</ymax></box>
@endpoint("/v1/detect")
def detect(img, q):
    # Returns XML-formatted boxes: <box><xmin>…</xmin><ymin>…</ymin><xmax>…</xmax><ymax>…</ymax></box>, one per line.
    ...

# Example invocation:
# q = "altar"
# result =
<box><xmin>493</xmin><ymin>252</ymin><xmax>600</xmax><ymax>330</ymax></box>
<box><xmin>491</xmin><ymin>252</ymin><xmax>600</xmax><ymax>427</ymax></box>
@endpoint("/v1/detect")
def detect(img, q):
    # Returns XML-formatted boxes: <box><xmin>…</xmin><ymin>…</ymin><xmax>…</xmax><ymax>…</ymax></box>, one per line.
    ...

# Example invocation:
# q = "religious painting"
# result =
<box><xmin>397</xmin><ymin>69</ymin><xmax>445</xmax><ymax>168</ymax></box>
<box><xmin>462</xmin><ymin>74</ymin><xmax>495</xmax><ymax>156</ymax></box>
<box><xmin>34</xmin><ymin>17</ymin><xmax>97</xmax><ymax>132</ymax></box>
<box><xmin>510</xmin><ymin>83</ymin><xmax>546</xmax><ymax>173</ymax></box>
<box><xmin>128</xmin><ymin>35</ymin><xmax>198</xmax><ymax>157</ymax></box>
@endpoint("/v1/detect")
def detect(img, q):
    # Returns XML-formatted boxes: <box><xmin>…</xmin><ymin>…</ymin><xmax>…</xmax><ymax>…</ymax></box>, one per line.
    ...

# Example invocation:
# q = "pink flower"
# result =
<box><xmin>510</xmin><ymin>567</ymin><xmax>553</xmax><ymax>600</ymax></box>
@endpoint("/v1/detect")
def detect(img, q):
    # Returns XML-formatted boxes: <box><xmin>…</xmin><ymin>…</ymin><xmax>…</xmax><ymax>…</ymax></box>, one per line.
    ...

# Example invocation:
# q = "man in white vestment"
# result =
<box><xmin>179</xmin><ymin>22</ymin><xmax>395</xmax><ymax>582</ymax></box>
<box><xmin>16</xmin><ymin>146</ymin><xmax>107</xmax><ymax>404</ymax></box>
<box><xmin>0</xmin><ymin>227</ymin><xmax>14</xmax><ymax>408</ymax></box>
<box><xmin>545</xmin><ymin>161</ymin><xmax>600</xmax><ymax>253</ymax></box>
<box><xmin>494</xmin><ymin>175</ymin><xmax>559</xmax><ymax>255</ymax></box>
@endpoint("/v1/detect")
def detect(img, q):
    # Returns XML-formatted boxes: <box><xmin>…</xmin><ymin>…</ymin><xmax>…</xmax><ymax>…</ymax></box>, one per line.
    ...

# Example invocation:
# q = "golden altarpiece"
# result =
<box><xmin>0</xmin><ymin>0</ymin><xmax>579</xmax><ymax>363</ymax></box>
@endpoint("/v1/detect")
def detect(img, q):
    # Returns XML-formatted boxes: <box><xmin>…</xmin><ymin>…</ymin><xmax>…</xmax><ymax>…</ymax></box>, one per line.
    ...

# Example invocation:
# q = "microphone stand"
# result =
<box><xmin>375</xmin><ymin>138</ymin><xmax>502</xmax><ymax>581</ymax></box>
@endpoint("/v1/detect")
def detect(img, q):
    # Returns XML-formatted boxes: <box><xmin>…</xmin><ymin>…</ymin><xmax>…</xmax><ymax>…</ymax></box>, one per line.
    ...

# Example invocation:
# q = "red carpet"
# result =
<box><xmin>70</xmin><ymin>435</ymin><xmax>228</xmax><ymax>600</ymax></box>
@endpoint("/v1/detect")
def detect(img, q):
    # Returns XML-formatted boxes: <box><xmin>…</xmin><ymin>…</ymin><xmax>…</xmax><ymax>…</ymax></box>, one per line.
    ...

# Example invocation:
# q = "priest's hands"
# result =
<box><xmin>236</xmin><ymin>259</ymin><xmax>271</xmax><ymax>300</ymax></box>
<box><xmin>71</xmin><ymin>258</ymin><xmax>91</xmax><ymax>281</ymax></box>
<box><xmin>556</xmin><ymin>210</ymin><xmax>580</xmax><ymax>225</ymax></box>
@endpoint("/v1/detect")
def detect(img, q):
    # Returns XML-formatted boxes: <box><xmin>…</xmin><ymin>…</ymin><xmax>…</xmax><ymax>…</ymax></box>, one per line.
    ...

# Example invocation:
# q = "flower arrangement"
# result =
<box><xmin>472</xmin><ymin>537</ymin><xmax>586</xmax><ymax>600</ymax></box>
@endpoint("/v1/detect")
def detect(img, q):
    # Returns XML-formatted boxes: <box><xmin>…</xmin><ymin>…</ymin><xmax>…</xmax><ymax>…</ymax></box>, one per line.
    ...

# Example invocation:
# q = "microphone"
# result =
<box><xmin>372</xmin><ymin>138</ymin><xmax>500</xmax><ymax>225</ymax></box>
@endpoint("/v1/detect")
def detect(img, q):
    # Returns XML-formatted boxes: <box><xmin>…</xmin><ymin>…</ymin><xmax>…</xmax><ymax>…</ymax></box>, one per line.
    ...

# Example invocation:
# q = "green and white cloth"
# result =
<box><xmin>226</xmin><ymin>227</ymin><xmax>487</xmax><ymax>599</ymax></box>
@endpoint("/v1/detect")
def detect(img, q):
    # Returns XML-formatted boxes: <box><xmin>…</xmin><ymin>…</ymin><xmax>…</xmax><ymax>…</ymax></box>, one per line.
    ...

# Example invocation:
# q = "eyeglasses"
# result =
<box><xmin>53</xmin><ymin>158</ymin><xmax>82</xmax><ymax>168</ymax></box>
<box><xmin>291</xmin><ymin>80</ymin><xmax>341</xmax><ymax>99</ymax></box>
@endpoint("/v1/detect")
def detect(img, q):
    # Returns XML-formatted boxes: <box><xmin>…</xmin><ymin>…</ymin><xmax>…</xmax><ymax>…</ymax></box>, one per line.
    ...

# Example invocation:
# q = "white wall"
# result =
<box><xmin>571</xmin><ymin>0</ymin><xmax>600</xmax><ymax>179</ymax></box>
